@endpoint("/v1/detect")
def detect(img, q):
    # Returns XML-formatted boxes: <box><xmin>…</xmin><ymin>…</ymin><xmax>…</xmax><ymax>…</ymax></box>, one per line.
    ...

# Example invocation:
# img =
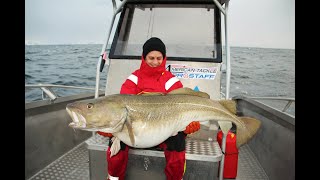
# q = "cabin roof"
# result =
<box><xmin>121</xmin><ymin>0</ymin><xmax>227</xmax><ymax>5</ymax></box>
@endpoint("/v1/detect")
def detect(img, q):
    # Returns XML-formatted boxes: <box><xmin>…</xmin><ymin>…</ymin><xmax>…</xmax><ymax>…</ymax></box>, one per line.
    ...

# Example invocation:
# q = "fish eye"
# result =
<box><xmin>87</xmin><ymin>103</ymin><xmax>94</xmax><ymax>109</ymax></box>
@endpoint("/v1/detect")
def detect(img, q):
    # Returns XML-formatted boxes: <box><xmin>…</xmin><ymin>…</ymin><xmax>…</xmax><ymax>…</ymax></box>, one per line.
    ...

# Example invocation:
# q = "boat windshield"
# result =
<box><xmin>110</xmin><ymin>3</ymin><xmax>222</xmax><ymax>62</ymax></box>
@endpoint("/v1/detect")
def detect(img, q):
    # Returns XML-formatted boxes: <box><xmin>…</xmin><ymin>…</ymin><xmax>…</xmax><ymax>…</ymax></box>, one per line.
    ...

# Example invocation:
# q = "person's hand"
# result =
<box><xmin>97</xmin><ymin>131</ymin><xmax>113</xmax><ymax>137</ymax></box>
<box><xmin>184</xmin><ymin>121</ymin><xmax>200</xmax><ymax>134</ymax></box>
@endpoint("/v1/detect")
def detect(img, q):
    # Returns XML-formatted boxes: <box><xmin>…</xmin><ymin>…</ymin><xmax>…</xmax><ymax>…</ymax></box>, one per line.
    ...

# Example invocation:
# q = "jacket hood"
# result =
<box><xmin>139</xmin><ymin>55</ymin><xmax>167</xmax><ymax>77</ymax></box>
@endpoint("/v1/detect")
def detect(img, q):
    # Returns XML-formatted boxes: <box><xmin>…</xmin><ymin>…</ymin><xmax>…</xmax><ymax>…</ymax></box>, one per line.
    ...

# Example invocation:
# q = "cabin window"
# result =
<box><xmin>110</xmin><ymin>3</ymin><xmax>221</xmax><ymax>62</ymax></box>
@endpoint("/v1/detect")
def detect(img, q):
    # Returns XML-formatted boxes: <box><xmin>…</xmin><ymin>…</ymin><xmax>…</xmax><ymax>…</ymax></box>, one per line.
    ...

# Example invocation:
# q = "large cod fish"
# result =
<box><xmin>66</xmin><ymin>88</ymin><xmax>261</xmax><ymax>156</ymax></box>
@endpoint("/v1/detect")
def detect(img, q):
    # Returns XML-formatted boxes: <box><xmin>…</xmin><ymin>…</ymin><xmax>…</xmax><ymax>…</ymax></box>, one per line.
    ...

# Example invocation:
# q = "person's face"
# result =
<box><xmin>145</xmin><ymin>51</ymin><xmax>163</xmax><ymax>67</ymax></box>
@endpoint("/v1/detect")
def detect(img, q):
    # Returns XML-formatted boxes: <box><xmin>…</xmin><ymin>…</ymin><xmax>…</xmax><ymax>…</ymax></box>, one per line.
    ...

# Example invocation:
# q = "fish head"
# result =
<box><xmin>66</xmin><ymin>96</ymin><xmax>127</xmax><ymax>133</ymax></box>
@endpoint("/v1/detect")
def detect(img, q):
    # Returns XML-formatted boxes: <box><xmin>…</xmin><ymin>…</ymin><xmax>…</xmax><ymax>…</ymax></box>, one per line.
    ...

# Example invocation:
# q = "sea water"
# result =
<box><xmin>25</xmin><ymin>44</ymin><xmax>295</xmax><ymax>115</ymax></box>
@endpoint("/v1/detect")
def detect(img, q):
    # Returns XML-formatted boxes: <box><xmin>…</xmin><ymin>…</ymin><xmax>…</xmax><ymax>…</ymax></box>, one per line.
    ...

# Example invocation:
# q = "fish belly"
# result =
<box><xmin>115</xmin><ymin>118</ymin><xmax>183</xmax><ymax>148</ymax></box>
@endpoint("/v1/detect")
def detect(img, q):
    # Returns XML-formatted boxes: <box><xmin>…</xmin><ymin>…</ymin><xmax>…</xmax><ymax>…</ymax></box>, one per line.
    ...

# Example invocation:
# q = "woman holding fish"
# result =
<box><xmin>97</xmin><ymin>37</ymin><xmax>200</xmax><ymax>180</ymax></box>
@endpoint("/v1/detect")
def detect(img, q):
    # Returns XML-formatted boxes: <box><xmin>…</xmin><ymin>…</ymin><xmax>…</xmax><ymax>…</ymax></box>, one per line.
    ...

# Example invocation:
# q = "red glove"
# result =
<box><xmin>97</xmin><ymin>131</ymin><xmax>113</xmax><ymax>137</ymax></box>
<box><xmin>184</xmin><ymin>121</ymin><xmax>200</xmax><ymax>134</ymax></box>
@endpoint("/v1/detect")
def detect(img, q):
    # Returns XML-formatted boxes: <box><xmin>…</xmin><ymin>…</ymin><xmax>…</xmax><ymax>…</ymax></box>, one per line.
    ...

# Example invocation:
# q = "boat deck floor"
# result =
<box><xmin>28</xmin><ymin>142</ymin><xmax>268</xmax><ymax>180</ymax></box>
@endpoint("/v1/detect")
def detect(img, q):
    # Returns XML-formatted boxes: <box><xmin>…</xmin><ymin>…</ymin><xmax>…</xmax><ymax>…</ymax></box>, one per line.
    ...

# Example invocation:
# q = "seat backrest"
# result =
<box><xmin>105</xmin><ymin>58</ymin><xmax>222</xmax><ymax>99</ymax></box>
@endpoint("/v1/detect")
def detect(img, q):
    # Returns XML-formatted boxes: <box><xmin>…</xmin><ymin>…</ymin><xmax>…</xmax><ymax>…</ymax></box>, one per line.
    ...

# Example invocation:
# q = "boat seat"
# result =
<box><xmin>85</xmin><ymin>133</ymin><xmax>222</xmax><ymax>180</ymax></box>
<box><xmin>86</xmin><ymin>134</ymin><xmax>222</xmax><ymax>162</ymax></box>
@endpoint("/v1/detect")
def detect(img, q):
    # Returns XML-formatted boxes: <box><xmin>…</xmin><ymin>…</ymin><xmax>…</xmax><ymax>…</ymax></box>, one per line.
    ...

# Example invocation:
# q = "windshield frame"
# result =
<box><xmin>109</xmin><ymin>2</ymin><xmax>222</xmax><ymax>63</ymax></box>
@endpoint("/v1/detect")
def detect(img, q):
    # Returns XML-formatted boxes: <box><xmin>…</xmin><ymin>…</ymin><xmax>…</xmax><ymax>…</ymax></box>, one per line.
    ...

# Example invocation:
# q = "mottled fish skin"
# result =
<box><xmin>66</xmin><ymin>88</ymin><xmax>261</xmax><ymax>149</ymax></box>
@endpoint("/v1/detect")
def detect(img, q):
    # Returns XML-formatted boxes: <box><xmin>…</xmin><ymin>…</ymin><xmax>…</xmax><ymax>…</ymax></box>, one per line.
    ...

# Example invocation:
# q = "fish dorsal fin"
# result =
<box><xmin>138</xmin><ymin>92</ymin><xmax>165</xmax><ymax>96</ymax></box>
<box><xmin>167</xmin><ymin>87</ymin><xmax>210</xmax><ymax>99</ymax></box>
<box><xmin>218</xmin><ymin>99</ymin><xmax>237</xmax><ymax>114</ymax></box>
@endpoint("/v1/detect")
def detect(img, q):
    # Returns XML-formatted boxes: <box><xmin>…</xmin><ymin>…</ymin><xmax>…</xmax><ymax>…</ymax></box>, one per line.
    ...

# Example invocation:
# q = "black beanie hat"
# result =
<box><xmin>142</xmin><ymin>37</ymin><xmax>166</xmax><ymax>59</ymax></box>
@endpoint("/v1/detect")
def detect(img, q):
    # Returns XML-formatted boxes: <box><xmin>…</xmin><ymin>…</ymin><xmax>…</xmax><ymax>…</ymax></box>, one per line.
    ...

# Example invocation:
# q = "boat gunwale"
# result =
<box><xmin>233</xmin><ymin>95</ymin><xmax>295</xmax><ymax>132</ymax></box>
<box><xmin>25</xmin><ymin>91</ymin><xmax>105</xmax><ymax>110</ymax></box>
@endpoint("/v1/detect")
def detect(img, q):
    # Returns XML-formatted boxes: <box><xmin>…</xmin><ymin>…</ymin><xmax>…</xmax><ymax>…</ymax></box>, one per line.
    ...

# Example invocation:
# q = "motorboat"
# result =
<box><xmin>25</xmin><ymin>1</ymin><xmax>295</xmax><ymax>179</ymax></box>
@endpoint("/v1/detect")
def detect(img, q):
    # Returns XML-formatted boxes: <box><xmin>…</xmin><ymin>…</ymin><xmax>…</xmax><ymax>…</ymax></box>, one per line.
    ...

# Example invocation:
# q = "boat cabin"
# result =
<box><xmin>100</xmin><ymin>0</ymin><xmax>225</xmax><ymax>100</ymax></box>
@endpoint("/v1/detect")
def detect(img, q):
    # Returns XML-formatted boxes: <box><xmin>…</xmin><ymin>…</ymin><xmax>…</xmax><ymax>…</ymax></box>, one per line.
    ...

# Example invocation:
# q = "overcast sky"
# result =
<box><xmin>25</xmin><ymin>0</ymin><xmax>295</xmax><ymax>49</ymax></box>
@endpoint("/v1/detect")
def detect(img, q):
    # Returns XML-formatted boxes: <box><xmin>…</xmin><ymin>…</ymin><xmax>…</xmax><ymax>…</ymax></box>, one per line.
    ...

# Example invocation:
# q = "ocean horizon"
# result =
<box><xmin>25</xmin><ymin>44</ymin><xmax>295</xmax><ymax>114</ymax></box>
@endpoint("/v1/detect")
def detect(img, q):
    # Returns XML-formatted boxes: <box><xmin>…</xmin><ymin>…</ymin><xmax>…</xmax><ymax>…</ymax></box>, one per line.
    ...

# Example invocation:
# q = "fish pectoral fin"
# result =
<box><xmin>110</xmin><ymin>137</ymin><xmax>121</xmax><ymax>157</ymax></box>
<box><xmin>125</xmin><ymin>116</ymin><xmax>135</xmax><ymax>146</ymax></box>
<box><xmin>167</xmin><ymin>87</ymin><xmax>210</xmax><ymax>99</ymax></box>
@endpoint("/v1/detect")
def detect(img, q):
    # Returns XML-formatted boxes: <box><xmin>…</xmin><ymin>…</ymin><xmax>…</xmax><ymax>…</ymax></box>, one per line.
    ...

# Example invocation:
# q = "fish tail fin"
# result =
<box><xmin>236</xmin><ymin>116</ymin><xmax>261</xmax><ymax>148</ymax></box>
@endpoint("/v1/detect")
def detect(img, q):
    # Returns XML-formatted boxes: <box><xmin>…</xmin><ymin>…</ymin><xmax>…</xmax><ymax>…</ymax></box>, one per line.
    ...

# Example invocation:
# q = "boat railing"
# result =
<box><xmin>244</xmin><ymin>96</ymin><xmax>295</xmax><ymax>113</ymax></box>
<box><xmin>25</xmin><ymin>84</ymin><xmax>295</xmax><ymax>115</ymax></box>
<box><xmin>220</xmin><ymin>89</ymin><xmax>294</xmax><ymax>114</ymax></box>
<box><xmin>25</xmin><ymin>84</ymin><xmax>104</xmax><ymax>102</ymax></box>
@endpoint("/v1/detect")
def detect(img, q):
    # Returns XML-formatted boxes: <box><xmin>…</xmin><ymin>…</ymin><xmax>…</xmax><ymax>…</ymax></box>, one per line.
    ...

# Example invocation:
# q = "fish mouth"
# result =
<box><xmin>66</xmin><ymin>107</ymin><xmax>87</xmax><ymax>129</ymax></box>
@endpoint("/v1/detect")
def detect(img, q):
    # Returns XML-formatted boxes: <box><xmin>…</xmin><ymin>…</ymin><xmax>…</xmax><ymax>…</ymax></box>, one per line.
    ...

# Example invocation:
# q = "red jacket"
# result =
<box><xmin>97</xmin><ymin>56</ymin><xmax>184</xmax><ymax>138</ymax></box>
<box><xmin>120</xmin><ymin>56</ymin><xmax>183</xmax><ymax>94</ymax></box>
